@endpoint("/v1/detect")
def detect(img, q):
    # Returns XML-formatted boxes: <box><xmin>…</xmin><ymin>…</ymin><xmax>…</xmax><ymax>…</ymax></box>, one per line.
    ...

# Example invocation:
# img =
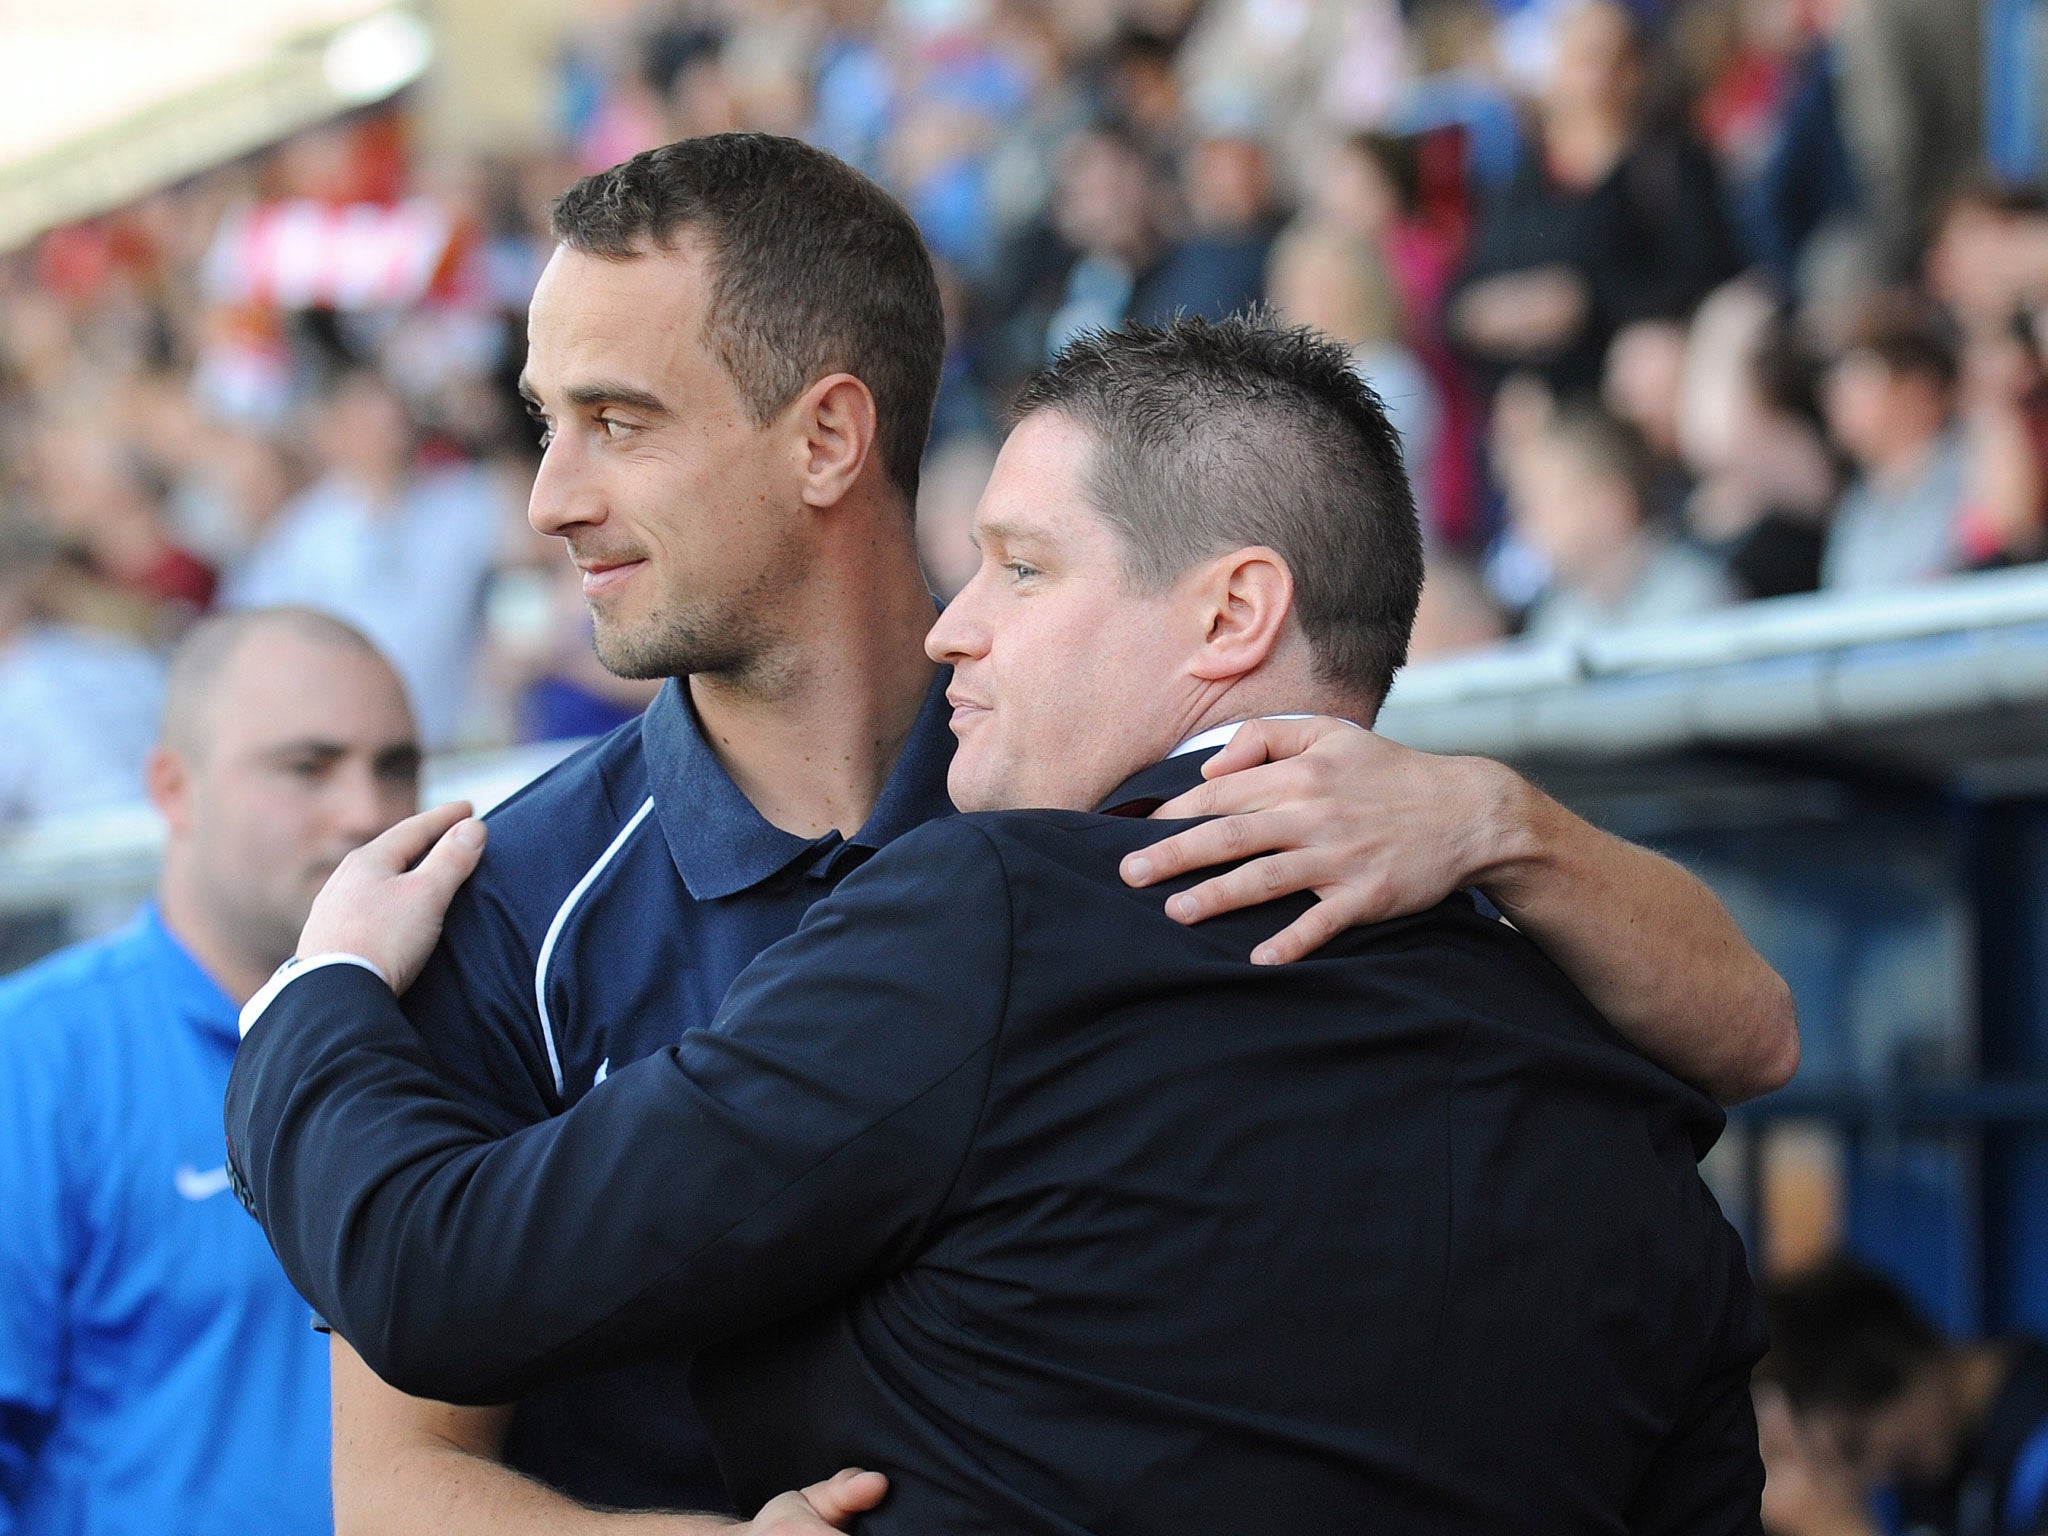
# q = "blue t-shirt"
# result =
<box><xmin>403</xmin><ymin>671</ymin><xmax>957</xmax><ymax>1509</ymax></box>
<box><xmin>0</xmin><ymin>907</ymin><xmax>331</xmax><ymax>1536</ymax></box>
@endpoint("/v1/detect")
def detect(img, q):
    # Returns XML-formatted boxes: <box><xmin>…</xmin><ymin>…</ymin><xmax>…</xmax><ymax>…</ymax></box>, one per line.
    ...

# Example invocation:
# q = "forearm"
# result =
<box><xmin>1468</xmin><ymin>762</ymin><xmax>1799</xmax><ymax>1104</ymax></box>
<box><xmin>337</xmin><ymin>1430</ymin><xmax>727</xmax><ymax>1536</ymax></box>
<box><xmin>332</xmin><ymin>1344</ymin><xmax>727</xmax><ymax>1536</ymax></box>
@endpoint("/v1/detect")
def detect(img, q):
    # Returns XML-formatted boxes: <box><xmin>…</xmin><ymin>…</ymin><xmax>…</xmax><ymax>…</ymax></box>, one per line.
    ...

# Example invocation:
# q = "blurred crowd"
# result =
<box><xmin>0</xmin><ymin>0</ymin><xmax>2039</xmax><ymax>825</ymax></box>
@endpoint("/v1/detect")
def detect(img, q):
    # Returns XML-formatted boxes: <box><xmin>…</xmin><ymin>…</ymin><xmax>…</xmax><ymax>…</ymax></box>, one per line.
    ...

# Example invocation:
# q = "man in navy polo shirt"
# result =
<box><xmin>322</xmin><ymin>134</ymin><xmax>1798</xmax><ymax>1532</ymax></box>
<box><xmin>0</xmin><ymin>608</ymin><xmax>419</xmax><ymax>1535</ymax></box>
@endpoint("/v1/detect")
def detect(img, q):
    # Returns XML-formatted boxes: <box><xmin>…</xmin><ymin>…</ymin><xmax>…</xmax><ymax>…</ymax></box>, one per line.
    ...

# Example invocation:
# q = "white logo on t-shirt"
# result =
<box><xmin>174</xmin><ymin>1164</ymin><xmax>233</xmax><ymax>1201</ymax></box>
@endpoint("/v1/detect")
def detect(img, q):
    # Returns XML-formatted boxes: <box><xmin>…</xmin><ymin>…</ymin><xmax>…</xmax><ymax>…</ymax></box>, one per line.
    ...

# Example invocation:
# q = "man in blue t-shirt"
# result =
<box><xmin>0</xmin><ymin>607</ymin><xmax>422</xmax><ymax>1535</ymax></box>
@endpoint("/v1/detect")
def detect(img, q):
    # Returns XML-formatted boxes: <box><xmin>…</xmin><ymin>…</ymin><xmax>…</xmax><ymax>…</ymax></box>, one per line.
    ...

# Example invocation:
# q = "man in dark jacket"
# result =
<box><xmin>227</xmin><ymin>315</ymin><xmax>1766</xmax><ymax>1532</ymax></box>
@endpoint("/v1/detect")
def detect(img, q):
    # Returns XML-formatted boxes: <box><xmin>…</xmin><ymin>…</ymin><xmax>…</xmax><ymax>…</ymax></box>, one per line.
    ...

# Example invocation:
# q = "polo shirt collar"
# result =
<box><xmin>641</xmin><ymin>667</ymin><xmax>957</xmax><ymax>901</ymax></box>
<box><xmin>132</xmin><ymin>902</ymin><xmax>242</xmax><ymax>1044</ymax></box>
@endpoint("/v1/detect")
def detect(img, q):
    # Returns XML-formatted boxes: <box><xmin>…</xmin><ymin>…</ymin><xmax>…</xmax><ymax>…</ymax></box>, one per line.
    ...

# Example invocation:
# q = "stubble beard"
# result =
<box><xmin>589</xmin><ymin>545</ymin><xmax>808</xmax><ymax>697</ymax></box>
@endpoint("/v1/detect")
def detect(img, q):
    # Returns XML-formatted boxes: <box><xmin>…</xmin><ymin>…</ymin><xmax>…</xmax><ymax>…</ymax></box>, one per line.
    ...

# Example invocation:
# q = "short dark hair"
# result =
<box><xmin>1014</xmin><ymin>314</ymin><xmax>1423</xmax><ymax>711</ymax></box>
<box><xmin>1759</xmin><ymin>1256</ymin><xmax>1947</xmax><ymax>1415</ymax></box>
<box><xmin>549</xmin><ymin>133</ymin><xmax>945</xmax><ymax>500</ymax></box>
<box><xmin>1837</xmin><ymin>292</ymin><xmax>1959</xmax><ymax>390</ymax></box>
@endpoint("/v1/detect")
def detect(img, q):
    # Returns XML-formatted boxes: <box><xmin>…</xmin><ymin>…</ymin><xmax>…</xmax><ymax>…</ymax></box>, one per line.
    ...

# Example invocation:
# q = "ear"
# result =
<box><xmin>146</xmin><ymin>744</ymin><xmax>194</xmax><ymax>839</ymax></box>
<box><xmin>791</xmin><ymin>372</ymin><xmax>880</xmax><ymax>511</ymax></box>
<box><xmin>1186</xmin><ymin>546</ymin><xmax>1295</xmax><ymax>685</ymax></box>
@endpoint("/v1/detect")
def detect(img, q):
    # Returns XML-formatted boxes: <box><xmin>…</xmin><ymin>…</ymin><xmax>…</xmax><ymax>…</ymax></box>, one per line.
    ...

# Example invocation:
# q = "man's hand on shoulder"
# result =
<box><xmin>300</xmin><ymin>801</ymin><xmax>489</xmax><ymax>994</ymax></box>
<box><xmin>1124</xmin><ymin>716</ymin><xmax>1512</xmax><ymax>964</ymax></box>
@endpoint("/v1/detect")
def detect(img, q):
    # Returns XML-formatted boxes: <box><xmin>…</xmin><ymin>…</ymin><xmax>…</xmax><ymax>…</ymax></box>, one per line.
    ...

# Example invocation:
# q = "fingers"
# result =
<box><xmin>1195</xmin><ymin>715</ymin><xmax>1353</xmax><ymax>779</ymax></box>
<box><xmin>406</xmin><ymin>815</ymin><xmax>487</xmax><ymax>906</ymax></box>
<box><xmin>1161</xmin><ymin>850</ymin><xmax>1327</xmax><ymax>926</ymax></box>
<box><xmin>801</xmin><ymin>1467</ymin><xmax>889</xmax><ymax>1524</ymax></box>
<box><xmin>359</xmin><ymin>801</ymin><xmax>476</xmax><ymax>875</ymax></box>
<box><xmin>1246</xmin><ymin>899</ymin><xmax>1348</xmax><ymax>966</ymax></box>
<box><xmin>1124</xmin><ymin>806</ymin><xmax>1309</xmax><ymax>887</ymax></box>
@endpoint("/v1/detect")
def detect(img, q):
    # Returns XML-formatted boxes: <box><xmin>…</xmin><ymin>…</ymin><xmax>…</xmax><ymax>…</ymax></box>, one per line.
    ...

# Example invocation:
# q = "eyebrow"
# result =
<box><xmin>516</xmin><ymin>377</ymin><xmax>672</xmax><ymax>419</ymax></box>
<box><xmin>973</xmin><ymin>520</ymin><xmax>1044</xmax><ymax>546</ymax></box>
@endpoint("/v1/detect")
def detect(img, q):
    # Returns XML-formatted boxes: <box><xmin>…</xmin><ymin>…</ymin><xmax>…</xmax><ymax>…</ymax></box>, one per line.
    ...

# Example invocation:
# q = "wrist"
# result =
<box><xmin>1458</xmin><ymin>758</ymin><xmax>1547</xmax><ymax>907</ymax></box>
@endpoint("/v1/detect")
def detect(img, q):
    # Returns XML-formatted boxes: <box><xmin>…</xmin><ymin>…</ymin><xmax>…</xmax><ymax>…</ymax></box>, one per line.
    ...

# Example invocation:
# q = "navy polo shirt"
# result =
<box><xmin>400</xmin><ymin>670</ymin><xmax>956</xmax><ymax>1511</ymax></box>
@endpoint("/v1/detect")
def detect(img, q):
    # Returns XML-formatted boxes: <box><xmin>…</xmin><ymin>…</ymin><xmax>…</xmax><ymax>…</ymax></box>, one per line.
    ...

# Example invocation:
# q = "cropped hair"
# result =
<box><xmin>1758</xmin><ymin>1256</ymin><xmax>1946</xmax><ymax>1415</ymax></box>
<box><xmin>549</xmin><ymin>133</ymin><xmax>945</xmax><ymax>499</ymax></box>
<box><xmin>1014</xmin><ymin>314</ymin><xmax>1423</xmax><ymax>711</ymax></box>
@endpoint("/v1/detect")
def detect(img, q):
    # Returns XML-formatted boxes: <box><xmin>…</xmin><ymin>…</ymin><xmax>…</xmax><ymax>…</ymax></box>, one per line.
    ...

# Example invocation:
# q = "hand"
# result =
<box><xmin>297</xmin><ymin>801</ymin><xmax>488</xmax><ymax>994</ymax></box>
<box><xmin>741</xmin><ymin>1468</ymin><xmax>889</xmax><ymax>1533</ymax></box>
<box><xmin>1453</xmin><ymin>265</ymin><xmax>1590</xmax><ymax>357</ymax></box>
<box><xmin>1122</xmin><ymin>718</ymin><xmax>1513</xmax><ymax>964</ymax></box>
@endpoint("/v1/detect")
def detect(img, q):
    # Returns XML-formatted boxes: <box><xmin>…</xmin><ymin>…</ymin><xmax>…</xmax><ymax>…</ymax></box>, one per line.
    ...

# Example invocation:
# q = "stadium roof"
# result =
<box><xmin>0</xmin><ymin>0</ymin><xmax>432</xmax><ymax>253</ymax></box>
<box><xmin>1377</xmin><ymin>564</ymin><xmax>2048</xmax><ymax>799</ymax></box>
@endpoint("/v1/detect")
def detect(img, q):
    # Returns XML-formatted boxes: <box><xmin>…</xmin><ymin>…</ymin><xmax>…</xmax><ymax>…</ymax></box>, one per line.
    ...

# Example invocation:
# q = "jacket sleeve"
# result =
<box><xmin>224</xmin><ymin>817</ymin><xmax>1012</xmax><ymax>1406</ymax></box>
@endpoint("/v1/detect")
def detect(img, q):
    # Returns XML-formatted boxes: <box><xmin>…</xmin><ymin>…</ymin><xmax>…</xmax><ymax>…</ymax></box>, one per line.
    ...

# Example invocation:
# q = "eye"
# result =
<box><xmin>524</xmin><ymin>403</ymin><xmax>555</xmax><ymax>449</ymax></box>
<box><xmin>1003</xmin><ymin>560</ymin><xmax>1041</xmax><ymax>583</ymax></box>
<box><xmin>596</xmin><ymin>416</ymin><xmax>634</xmax><ymax>440</ymax></box>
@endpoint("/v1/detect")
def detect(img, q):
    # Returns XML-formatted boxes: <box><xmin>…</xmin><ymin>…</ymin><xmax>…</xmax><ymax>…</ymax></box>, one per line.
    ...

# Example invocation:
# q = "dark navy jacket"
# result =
<box><xmin>227</xmin><ymin>750</ymin><xmax>1767</xmax><ymax>1533</ymax></box>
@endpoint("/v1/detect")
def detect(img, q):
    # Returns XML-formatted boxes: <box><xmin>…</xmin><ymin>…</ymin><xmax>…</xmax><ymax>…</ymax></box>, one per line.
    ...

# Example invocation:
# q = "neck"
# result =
<box><xmin>155</xmin><ymin>858</ymin><xmax>286</xmax><ymax>1007</ymax></box>
<box><xmin>1868</xmin><ymin>427</ymin><xmax>1945</xmax><ymax>493</ymax></box>
<box><xmin>1172</xmin><ymin>663</ymin><xmax>1360</xmax><ymax>756</ymax></box>
<box><xmin>690</xmin><ymin>504</ymin><xmax>937</xmax><ymax>838</ymax></box>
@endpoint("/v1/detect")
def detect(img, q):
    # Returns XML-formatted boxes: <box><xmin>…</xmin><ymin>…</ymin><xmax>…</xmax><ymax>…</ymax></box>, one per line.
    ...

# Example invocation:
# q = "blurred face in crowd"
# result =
<box><xmin>1822</xmin><ymin>351</ymin><xmax>1953</xmax><ymax>472</ymax></box>
<box><xmin>1512</xmin><ymin>433</ymin><xmax>1642</xmax><ymax>586</ymax></box>
<box><xmin>317</xmin><ymin>373</ymin><xmax>414</xmax><ymax>490</ymax></box>
<box><xmin>521</xmin><ymin>241</ymin><xmax>816</xmax><ymax>682</ymax></box>
<box><xmin>1054</xmin><ymin>132</ymin><xmax>1158</xmax><ymax>264</ymax></box>
<box><xmin>1186</xmin><ymin>135</ymin><xmax>1274</xmax><ymax>234</ymax></box>
<box><xmin>150</xmin><ymin>627</ymin><xmax>419</xmax><ymax>976</ymax></box>
<box><xmin>1603</xmin><ymin>321</ymin><xmax>1688</xmax><ymax>460</ymax></box>
<box><xmin>1547</xmin><ymin>0</ymin><xmax>1641</xmax><ymax>122</ymax></box>
<box><xmin>927</xmin><ymin>411</ymin><xmax>1259</xmax><ymax>813</ymax></box>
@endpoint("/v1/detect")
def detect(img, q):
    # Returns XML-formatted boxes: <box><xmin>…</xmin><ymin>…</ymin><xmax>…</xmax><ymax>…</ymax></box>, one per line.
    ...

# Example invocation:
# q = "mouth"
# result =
<box><xmin>576</xmin><ymin>556</ymin><xmax>647</xmax><ymax>598</ymax></box>
<box><xmin>946</xmin><ymin>692</ymin><xmax>991</xmax><ymax>732</ymax></box>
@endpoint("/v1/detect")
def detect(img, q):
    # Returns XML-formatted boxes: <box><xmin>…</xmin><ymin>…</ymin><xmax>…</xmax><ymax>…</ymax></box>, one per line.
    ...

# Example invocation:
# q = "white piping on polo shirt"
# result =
<box><xmin>534</xmin><ymin>796</ymin><xmax>655</xmax><ymax>1098</ymax></box>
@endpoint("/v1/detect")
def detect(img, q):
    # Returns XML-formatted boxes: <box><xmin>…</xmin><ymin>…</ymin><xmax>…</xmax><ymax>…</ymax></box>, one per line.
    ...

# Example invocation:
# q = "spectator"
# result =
<box><xmin>1514</xmin><ymin>403</ymin><xmax>1736</xmax><ymax>639</ymax></box>
<box><xmin>1677</xmin><ymin>277</ymin><xmax>1837</xmax><ymax>597</ymax></box>
<box><xmin>1314</xmin><ymin>130</ymin><xmax>1481</xmax><ymax>541</ymax></box>
<box><xmin>1042</xmin><ymin>124</ymin><xmax>1172</xmax><ymax>358</ymax></box>
<box><xmin>0</xmin><ymin>607</ymin><xmax>419</xmax><ymax>1534</ymax></box>
<box><xmin>0</xmin><ymin>517</ymin><xmax>163</xmax><ymax>825</ymax></box>
<box><xmin>1757</xmin><ymin>1255</ymin><xmax>2048</xmax><ymax>1536</ymax></box>
<box><xmin>222</xmin><ymin>368</ymin><xmax>512</xmax><ymax>747</ymax></box>
<box><xmin>1140</xmin><ymin>121</ymin><xmax>1284</xmax><ymax>322</ymax></box>
<box><xmin>1267</xmin><ymin>219</ymin><xmax>1443</xmax><ymax>532</ymax></box>
<box><xmin>1450</xmin><ymin>0</ymin><xmax>1741</xmax><ymax>395</ymax></box>
<box><xmin>1819</xmin><ymin>293</ymin><xmax>1970</xmax><ymax>590</ymax></box>
<box><xmin>1603</xmin><ymin>316</ymin><xmax>1695</xmax><ymax>522</ymax></box>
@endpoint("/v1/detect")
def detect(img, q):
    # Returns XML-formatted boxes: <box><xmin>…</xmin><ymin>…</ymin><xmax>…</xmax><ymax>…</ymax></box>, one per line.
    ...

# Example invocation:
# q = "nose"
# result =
<box><xmin>527</xmin><ymin>434</ymin><xmax>601</xmax><ymax>540</ymax></box>
<box><xmin>329</xmin><ymin>758</ymin><xmax>408</xmax><ymax>849</ymax></box>
<box><xmin>926</xmin><ymin>568</ymin><xmax>992</xmax><ymax>667</ymax></box>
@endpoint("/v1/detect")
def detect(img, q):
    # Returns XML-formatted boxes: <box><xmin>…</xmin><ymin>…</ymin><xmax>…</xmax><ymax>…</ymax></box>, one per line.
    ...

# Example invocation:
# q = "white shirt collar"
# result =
<box><xmin>1168</xmin><ymin>714</ymin><xmax>1323</xmax><ymax>759</ymax></box>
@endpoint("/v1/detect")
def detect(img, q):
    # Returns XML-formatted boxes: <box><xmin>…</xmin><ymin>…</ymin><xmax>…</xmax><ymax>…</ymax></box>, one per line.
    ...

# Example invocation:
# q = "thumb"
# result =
<box><xmin>404</xmin><ymin>815</ymin><xmax>487</xmax><ymax>905</ymax></box>
<box><xmin>363</xmin><ymin>801</ymin><xmax>476</xmax><ymax>874</ymax></box>
<box><xmin>802</xmin><ymin>1468</ymin><xmax>889</xmax><ymax>1524</ymax></box>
